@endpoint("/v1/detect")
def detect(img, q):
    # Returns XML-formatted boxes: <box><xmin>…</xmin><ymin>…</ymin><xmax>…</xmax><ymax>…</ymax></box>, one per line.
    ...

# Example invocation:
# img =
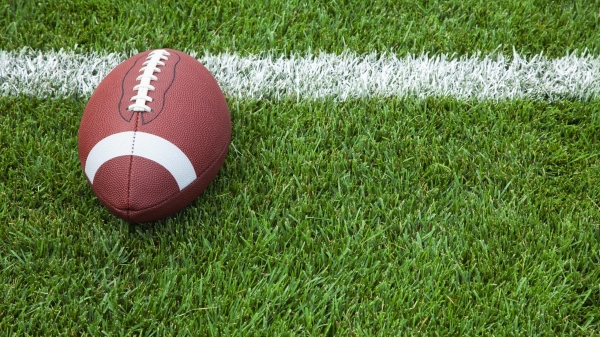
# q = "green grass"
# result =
<box><xmin>2</xmin><ymin>0</ymin><xmax>600</xmax><ymax>335</ymax></box>
<box><xmin>1</xmin><ymin>0</ymin><xmax>600</xmax><ymax>56</ymax></box>
<box><xmin>2</xmin><ymin>96</ymin><xmax>600</xmax><ymax>335</ymax></box>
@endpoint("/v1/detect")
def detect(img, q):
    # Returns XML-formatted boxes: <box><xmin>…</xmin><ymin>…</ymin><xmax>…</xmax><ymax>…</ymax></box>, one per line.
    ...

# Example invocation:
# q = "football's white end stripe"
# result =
<box><xmin>85</xmin><ymin>131</ymin><xmax>196</xmax><ymax>190</ymax></box>
<box><xmin>1</xmin><ymin>48</ymin><xmax>600</xmax><ymax>101</ymax></box>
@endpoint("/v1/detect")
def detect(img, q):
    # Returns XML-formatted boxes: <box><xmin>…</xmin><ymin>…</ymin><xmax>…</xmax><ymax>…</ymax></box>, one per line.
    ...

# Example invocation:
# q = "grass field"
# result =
<box><xmin>2</xmin><ymin>0</ymin><xmax>600</xmax><ymax>335</ymax></box>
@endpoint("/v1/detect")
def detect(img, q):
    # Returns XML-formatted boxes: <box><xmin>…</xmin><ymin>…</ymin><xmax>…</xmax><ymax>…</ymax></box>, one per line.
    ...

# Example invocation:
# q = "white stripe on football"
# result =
<box><xmin>84</xmin><ymin>131</ymin><xmax>197</xmax><ymax>190</ymax></box>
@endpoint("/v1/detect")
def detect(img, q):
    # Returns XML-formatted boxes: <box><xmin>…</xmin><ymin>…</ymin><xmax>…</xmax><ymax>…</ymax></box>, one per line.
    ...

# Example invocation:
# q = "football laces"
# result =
<box><xmin>128</xmin><ymin>49</ymin><xmax>170</xmax><ymax>112</ymax></box>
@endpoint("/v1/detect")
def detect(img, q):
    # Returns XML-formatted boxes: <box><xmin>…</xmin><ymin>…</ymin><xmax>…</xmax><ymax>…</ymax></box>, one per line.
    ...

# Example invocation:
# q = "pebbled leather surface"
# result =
<box><xmin>78</xmin><ymin>49</ymin><xmax>231</xmax><ymax>223</ymax></box>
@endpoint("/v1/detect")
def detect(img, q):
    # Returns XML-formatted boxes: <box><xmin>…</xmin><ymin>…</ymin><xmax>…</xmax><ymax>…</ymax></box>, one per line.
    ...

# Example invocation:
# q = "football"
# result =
<box><xmin>78</xmin><ymin>48</ymin><xmax>231</xmax><ymax>223</ymax></box>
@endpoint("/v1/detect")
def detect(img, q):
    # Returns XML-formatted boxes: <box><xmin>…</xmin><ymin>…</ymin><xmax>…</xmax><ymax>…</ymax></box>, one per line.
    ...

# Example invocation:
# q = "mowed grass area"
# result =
<box><xmin>2</xmin><ymin>0</ymin><xmax>600</xmax><ymax>335</ymax></box>
<box><xmin>2</xmin><ymin>97</ymin><xmax>600</xmax><ymax>334</ymax></box>
<box><xmin>1</xmin><ymin>0</ymin><xmax>600</xmax><ymax>56</ymax></box>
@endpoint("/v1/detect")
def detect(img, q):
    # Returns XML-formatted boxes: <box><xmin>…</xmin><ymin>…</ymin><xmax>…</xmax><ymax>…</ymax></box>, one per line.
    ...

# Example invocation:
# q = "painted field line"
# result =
<box><xmin>1</xmin><ymin>48</ymin><xmax>599</xmax><ymax>101</ymax></box>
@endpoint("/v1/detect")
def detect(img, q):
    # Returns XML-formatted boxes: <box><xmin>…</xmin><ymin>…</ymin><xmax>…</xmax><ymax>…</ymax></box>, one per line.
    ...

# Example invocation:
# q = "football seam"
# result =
<box><xmin>104</xmin><ymin>141</ymin><xmax>230</xmax><ymax>215</ymax></box>
<box><xmin>126</xmin><ymin>114</ymin><xmax>140</xmax><ymax>216</ymax></box>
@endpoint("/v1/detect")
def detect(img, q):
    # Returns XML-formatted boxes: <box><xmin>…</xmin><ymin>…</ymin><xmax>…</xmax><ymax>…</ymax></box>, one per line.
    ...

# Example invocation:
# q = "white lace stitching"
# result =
<box><xmin>128</xmin><ymin>49</ymin><xmax>170</xmax><ymax>112</ymax></box>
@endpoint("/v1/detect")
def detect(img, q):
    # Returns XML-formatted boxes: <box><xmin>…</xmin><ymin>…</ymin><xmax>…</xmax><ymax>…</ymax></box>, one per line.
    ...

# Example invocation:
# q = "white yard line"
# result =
<box><xmin>1</xmin><ymin>48</ymin><xmax>600</xmax><ymax>101</ymax></box>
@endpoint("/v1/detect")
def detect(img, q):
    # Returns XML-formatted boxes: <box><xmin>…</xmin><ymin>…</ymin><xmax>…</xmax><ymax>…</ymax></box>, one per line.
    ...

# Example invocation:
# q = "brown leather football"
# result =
<box><xmin>78</xmin><ymin>48</ymin><xmax>231</xmax><ymax>223</ymax></box>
